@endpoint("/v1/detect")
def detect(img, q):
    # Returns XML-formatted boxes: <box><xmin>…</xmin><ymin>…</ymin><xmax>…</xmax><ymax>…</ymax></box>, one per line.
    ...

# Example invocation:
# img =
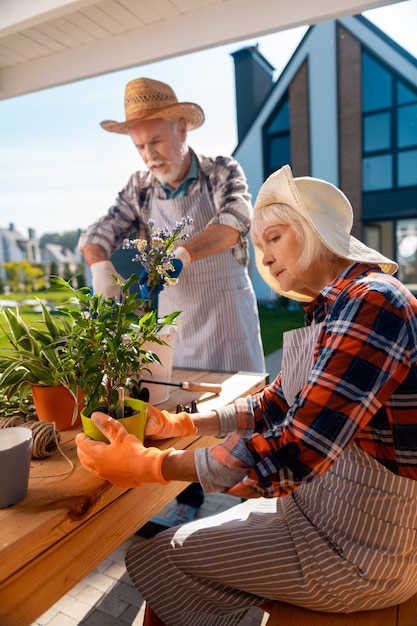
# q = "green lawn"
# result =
<box><xmin>0</xmin><ymin>288</ymin><xmax>69</xmax><ymax>350</ymax></box>
<box><xmin>258</xmin><ymin>305</ymin><xmax>304</xmax><ymax>355</ymax></box>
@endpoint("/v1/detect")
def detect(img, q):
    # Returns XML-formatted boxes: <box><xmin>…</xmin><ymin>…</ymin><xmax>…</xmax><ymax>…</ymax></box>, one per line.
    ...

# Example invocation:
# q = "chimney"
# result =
<box><xmin>28</xmin><ymin>228</ymin><xmax>36</xmax><ymax>239</ymax></box>
<box><xmin>231</xmin><ymin>45</ymin><xmax>275</xmax><ymax>142</ymax></box>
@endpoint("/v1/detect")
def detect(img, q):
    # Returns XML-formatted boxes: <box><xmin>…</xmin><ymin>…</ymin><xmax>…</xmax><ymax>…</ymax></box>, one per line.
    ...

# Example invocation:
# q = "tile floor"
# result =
<box><xmin>31</xmin><ymin>492</ymin><xmax>268</xmax><ymax>626</ymax></box>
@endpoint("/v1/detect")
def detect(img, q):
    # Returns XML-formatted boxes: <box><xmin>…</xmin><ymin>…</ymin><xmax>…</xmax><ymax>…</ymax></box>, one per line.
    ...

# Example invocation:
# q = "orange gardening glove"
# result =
<box><xmin>75</xmin><ymin>412</ymin><xmax>174</xmax><ymax>488</ymax></box>
<box><xmin>145</xmin><ymin>403</ymin><xmax>197</xmax><ymax>440</ymax></box>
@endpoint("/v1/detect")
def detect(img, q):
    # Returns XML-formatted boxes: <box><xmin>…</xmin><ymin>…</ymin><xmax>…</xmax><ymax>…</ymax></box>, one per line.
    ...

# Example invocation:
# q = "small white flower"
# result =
<box><xmin>165</xmin><ymin>277</ymin><xmax>179</xmax><ymax>286</ymax></box>
<box><xmin>151</xmin><ymin>237</ymin><xmax>165</xmax><ymax>249</ymax></box>
<box><xmin>135</xmin><ymin>239</ymin><xmax>148</xmax><ymax>253</ymax></box>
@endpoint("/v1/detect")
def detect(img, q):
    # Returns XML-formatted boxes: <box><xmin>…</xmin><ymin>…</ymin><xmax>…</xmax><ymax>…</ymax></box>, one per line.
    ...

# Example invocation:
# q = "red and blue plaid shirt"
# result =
<box><xmin>211</xmin><ymin>263</ymin><xmax>417</xmax><ymax>498</ymax></box>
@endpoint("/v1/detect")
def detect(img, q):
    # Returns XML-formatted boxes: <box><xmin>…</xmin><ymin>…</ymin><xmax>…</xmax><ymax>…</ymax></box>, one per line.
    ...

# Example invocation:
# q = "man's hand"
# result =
<box><xmin>139</xmin><ymin>258</ymin><xmax>183</xmax><ymax>301</ymax></box>
<box><xmin>90</xmin><ymin>260</ymin><xmax>125</xmax><ymax>299</ymax></box>
<box><xmin>76</xmin><ymin>412</ymin><xmax>173</xmax><ymax>487</ymax></box>
<box><xmin>145</xmin><ymin>404</ymin><xmax>197</xmax><ymax>439</ymax></box>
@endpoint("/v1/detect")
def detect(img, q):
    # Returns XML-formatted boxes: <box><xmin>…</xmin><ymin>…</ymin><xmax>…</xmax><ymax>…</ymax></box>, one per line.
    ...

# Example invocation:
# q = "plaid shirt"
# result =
<box><xmin>78</xmin><ymin>150</ymin><xmax>252</xmax><ymax>265</ymax></box>
<box><xmin>211</xmin><ymin>263</ymin><xmax>417</xmax><ymax>498</ymax></box>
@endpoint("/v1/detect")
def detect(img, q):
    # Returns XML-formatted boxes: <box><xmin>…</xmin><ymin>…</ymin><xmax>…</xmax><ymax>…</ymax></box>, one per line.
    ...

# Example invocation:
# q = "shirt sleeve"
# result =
<box><xmin>78</xmin><ymin>172</ymin><xmax>151</xmax><ymax>256</ymax></box>
<box><xmin>205</xmin><ymin>280</ymin><xmax>412</xmax><ymax>499</ymax></box>
<box><xmin>200</xmin><ymin>155</ymin><xmax>253</xmax><ymax>234</ymax></box>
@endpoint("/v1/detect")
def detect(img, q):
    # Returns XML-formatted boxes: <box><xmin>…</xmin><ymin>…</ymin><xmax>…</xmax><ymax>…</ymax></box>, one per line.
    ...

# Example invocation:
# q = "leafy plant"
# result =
<box><xmin>0</xmin><ymin>301</ymin><xmax>80</xmax><ymax>421</ymax></box>
<box><xmin>0</xmin><ymin>388</ymin><xmax>36</xmax><ymax>419</ymax></box>
<box><xmin>52</xmin><ymin>274</ymin><xmax>180</xmax><ymax>418</ymax></box>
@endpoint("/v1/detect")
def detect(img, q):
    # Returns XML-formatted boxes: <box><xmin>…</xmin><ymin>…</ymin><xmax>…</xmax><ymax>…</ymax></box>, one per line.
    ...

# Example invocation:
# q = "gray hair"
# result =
<box><xmin>251</xmin><ymin>202</ymin><xmax>339</xmax><ymax>270</ymax></box>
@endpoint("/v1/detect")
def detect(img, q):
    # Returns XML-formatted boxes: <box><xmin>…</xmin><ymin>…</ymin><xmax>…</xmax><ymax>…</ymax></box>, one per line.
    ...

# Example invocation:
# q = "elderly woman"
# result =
<box><xmin>76</xmin><ymin>165</ymin><xmax>417</xmax><ymax>626</ymax></box>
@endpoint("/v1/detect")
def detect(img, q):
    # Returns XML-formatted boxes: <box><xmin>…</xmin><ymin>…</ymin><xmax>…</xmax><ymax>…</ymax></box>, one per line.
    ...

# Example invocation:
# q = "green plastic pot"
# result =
<box><xmin>81</xmin><ymin>397</ymin><xmax>148</xmax><ymax>443</ymax></box>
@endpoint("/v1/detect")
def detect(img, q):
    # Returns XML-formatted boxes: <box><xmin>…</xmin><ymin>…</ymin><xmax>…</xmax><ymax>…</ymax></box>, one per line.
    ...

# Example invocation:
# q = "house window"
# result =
<box><xmin>2</xmin><ymin>238</ymin><xmax>11</xmax><ymax>262</ymax></box>
<box><xmin>263</xmin><ymin>95</ymin><xmax>290</xmax><ymax>177</ymax></box>
<box><xmin>398</xmin><ymin>103</ymin><xmax>417</xmax><ymax>148</ymax></box>
<box><xmin>397</xmin><ymin>219</ymin><xmax>417</xmax><ymax>293</ymax></box>
<box><xmin>398</xmin><ymin>149</ymin><xmax>417</xmax><ymax>187</ymax></box>
<box><xmin>27</xmin><ymin>243</ymin><xmax>37</xmax><ymax>264</ymax></box>
<box><xmin>363</xmin><ymin>155</ymin><xmax>392</xmax><ymax>191</ymax></box>
<box><xmin>362</xmin><ymin>51</ymin><xmax>417</xmax><ymax>191</ymax></box>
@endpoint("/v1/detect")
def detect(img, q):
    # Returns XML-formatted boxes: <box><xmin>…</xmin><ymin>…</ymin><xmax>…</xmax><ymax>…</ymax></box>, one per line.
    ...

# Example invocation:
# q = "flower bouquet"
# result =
<box><xmin>123</xmin><ymin>216</ymin><xmax>193</xmax><ymax>311</ymax></box>
<box><xmin>122</xmin><ymin>215</ymin><xmax>193</xmax><ymax>403</ymax></box>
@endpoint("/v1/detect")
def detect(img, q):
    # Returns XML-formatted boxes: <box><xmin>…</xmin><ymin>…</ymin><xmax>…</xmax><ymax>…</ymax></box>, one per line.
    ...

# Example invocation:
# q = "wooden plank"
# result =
<box><xmin>397</xmin><ymin>592</ymin><xmax>417</xmax><ymax>626</ymax></box>
<box><xmin>266</xmin><ymin>601</ymin><xmax>397</xmax><ymax>626</ymax></box>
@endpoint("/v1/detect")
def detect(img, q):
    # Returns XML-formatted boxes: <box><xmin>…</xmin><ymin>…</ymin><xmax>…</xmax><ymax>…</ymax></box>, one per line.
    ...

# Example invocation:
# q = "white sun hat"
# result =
<box><xmin>252</xmin><ymin>164</ymin><xmax>398</xmax><ymax>302</ymax></box>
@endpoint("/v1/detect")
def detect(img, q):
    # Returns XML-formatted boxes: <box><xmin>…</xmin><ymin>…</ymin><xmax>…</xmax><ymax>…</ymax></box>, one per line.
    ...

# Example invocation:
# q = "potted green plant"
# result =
<box><xmin>51</xmin><ymin>274</ymin><xmax>180</xmax><ymax>442</ymax></box>
<box><xmin>0</xmin><ymin>301</ymin><xmax>82</xmax><ymax>430</ymax></box>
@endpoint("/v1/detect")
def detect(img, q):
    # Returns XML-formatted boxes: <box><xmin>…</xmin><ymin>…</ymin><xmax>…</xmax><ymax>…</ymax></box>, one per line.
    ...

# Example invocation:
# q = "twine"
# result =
<box><xmin>0</xmin><ymin>417</ymin><xmax>74</xmax><ymax>477</ymax></box>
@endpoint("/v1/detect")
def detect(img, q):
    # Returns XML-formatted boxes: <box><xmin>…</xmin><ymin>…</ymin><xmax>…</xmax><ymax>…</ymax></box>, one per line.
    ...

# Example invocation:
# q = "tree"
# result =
<box><xmin>20</xmin><ymin>261</ymin><xmax>46</xmax><ymax>292</ymax></box>
<box><xmin>40</xmin><ymin>230</ymin><xmax>81</xmax><ymax>252</ymax></box>
<box><xmin>2</xmin><ymin>262</ymin><xmax>21</xmax><ymax>291</ymax></box>
<box><xmin>2</xmin><ymin>261</ymin><xmax>47</xmax><ymax>293</ymax></box>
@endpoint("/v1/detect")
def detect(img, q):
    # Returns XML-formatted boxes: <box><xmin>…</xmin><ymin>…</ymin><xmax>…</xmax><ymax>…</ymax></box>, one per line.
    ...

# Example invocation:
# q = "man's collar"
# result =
<box><xmin>161</xmin><ymin>151</ymin><xmax>198</xmax><ymax>195</ymax></box>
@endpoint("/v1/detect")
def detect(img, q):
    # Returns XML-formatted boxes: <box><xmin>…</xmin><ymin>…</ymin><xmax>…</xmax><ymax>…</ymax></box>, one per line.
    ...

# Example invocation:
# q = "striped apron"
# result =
<box><xmin>126</xmin><ymin>324</ymin><xmax>417</xmax><ymax>625</ymax></box>
<box><xmin>150</xmin><ymin>180</ymin><xmax>265</xmax><ymax>373</ymax></box>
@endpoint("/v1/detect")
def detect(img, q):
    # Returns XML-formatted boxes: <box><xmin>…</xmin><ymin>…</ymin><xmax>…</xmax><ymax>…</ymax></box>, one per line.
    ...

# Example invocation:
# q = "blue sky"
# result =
<box><xmin>1</xmin><ymin>0</ymin><xmax>416</xmax><ymax>238</ymax></box>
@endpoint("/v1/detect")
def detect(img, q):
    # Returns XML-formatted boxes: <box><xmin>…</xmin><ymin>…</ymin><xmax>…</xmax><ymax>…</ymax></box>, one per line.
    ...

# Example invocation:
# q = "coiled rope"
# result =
<box><xmin>0</xmin><ymin>417</ymin><xmax>74</xmax><ymax>476</ymax></box>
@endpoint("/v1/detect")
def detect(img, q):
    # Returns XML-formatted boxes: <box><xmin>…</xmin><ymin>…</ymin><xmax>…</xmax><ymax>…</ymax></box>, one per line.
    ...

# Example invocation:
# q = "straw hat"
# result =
<box><xmin>100</xmin><ymin>78</ymin><xmax>205</xmax><ymax>134</ymax></box>
<box><xmin>253</xmin><ymin>165</ymin><xmax>398</xmax><ymax>302</ymax></box>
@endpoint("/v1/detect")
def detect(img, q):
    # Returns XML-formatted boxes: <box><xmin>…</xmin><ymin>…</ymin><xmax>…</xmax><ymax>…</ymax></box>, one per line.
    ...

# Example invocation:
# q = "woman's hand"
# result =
<box><xmin>145</xmin><ymin>404</ymin><xmax>197</xmax><ymax>439</ymax></box>
<box><xmin>76</xmin><ymin>412</ymin><xmax>173</xmax><ymax>487</ymax></box>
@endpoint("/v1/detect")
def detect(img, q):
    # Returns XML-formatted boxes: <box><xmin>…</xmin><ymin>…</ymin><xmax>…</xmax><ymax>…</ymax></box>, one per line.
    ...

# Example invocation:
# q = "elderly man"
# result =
<box><xmin>78</xmin><ymin>78</ymin><xmax>265</xmax><ymax>525</ymax></box>
<box><xmin>79</xmin><ymin>77</ymin><xmax>264</xmax><ymax>375</ymax></box>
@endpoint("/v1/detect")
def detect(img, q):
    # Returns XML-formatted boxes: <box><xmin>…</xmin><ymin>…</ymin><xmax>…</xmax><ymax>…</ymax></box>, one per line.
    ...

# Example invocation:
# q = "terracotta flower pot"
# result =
<box><xmin>31</xmin><ymin>385</ymin><xmax>83</xmax><ymax>431</ymax></box>
<box><xmin>80</xmin><ymin>397</ymin><xmax>148</xmax><ymax>443</ymax></box>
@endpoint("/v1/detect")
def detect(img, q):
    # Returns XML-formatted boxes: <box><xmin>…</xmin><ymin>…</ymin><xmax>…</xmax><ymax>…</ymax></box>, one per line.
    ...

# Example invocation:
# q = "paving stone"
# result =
<box><xmin>96</xmin><ymin>591</ymin><xmax>129</xmax><ymax>618</ymax></box>
<box><xmin>119</xmin><ymin>601</ymin><xmax>145</xmax><ymax>624</ymax></box>
<box><xmin>83</xmin><ymin>571</ymin><xmax>116</xmax><ymax>593</ymax></box>
<box><xmin>80</xmin><ymin>609</ymin><xmax>121</xmax><ymax>626</ymax></box>
<box><xmin>94</xmin><ymin>558</ymin><xmax>113</xmax><ymax>574</ymax></box>
<box><xmin>46</xmin><ymin>614</ymin><xmax>79</xmax><ymax>626</ymax></box>
<box><xmin>110</xmin><ymin>580</ymin><xmax>143</xmax><ymax>607</ymax></box>
<box><xmin>75</xmin><ymin>585</ymin><xmax>103</xmax><ymax>607</ymax></box>
<box><xmin>53</xmin><ymin>595</ymin><xmax>91</xmax><ymax>622</ymax></box>
<box><xmin>104</xmin><ymin>560</ymin><xmax>127</xmax><ymax>580</ymax></box>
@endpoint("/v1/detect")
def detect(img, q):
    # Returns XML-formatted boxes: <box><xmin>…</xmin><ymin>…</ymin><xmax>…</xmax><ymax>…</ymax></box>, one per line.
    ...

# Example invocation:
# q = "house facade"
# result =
<box><xmin>42</xmin><ymin>243</ymin><xmax>77</xmax><ymax>277</ymax></box>
<box><xmin>232</xmin><ymin>15</ymin><xmax>417</xmax><ymax>302</ymax></box>
<box><xmin>0</xmin><ymin>223</ymin><xmax>77</xmax><ymax>284</ymax></box>
<box><xmin>0</xmin><ymin>224</ymin><xmax>42</xmax><ymax>281</ymax></box>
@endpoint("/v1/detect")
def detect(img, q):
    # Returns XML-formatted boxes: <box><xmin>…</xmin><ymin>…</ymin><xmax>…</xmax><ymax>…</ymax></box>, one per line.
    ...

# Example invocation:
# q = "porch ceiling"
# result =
<box><xmin>1</xmin><ymin>0</ymin><xmax>403</xmax><ymax>100</ymax></box>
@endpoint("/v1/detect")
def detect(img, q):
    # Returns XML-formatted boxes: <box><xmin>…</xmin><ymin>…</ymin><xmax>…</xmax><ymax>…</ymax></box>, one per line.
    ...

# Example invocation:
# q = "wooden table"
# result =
<box><xmin>0</xmin><ymin>368</ymin><xmax>266</xmax><ymax>626</ymax></box>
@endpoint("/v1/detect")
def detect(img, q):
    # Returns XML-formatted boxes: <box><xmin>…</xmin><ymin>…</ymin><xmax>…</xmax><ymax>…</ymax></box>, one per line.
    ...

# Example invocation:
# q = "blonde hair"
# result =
<box><xmin>251</xmin><ymin>202</ymin><xmax>339</xmax><ymax>270</ymax></box>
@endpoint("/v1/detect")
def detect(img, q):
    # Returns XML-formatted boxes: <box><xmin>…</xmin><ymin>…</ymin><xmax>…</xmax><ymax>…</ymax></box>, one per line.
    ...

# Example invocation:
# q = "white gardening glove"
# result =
<box><xmin>174</xmin><ymin>245</ymin><xmax>192</xmax><ymax>267</ymax></box>
<box><xmin>90</xmin><ymin>260</ymin><xmax>125</xmax><ymax>299</ymax></box>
